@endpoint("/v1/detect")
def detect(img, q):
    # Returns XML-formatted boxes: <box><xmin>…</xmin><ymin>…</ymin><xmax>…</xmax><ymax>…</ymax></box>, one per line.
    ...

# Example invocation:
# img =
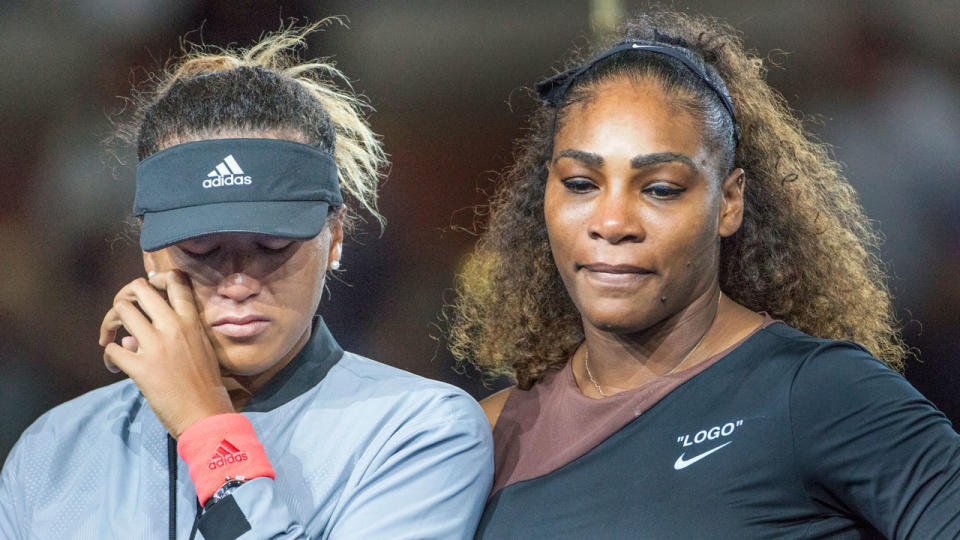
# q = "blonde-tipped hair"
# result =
<box><xmin>123</xmin><ymin>19</ymin><xmax>386</xmax><ymax>230</ymax></box>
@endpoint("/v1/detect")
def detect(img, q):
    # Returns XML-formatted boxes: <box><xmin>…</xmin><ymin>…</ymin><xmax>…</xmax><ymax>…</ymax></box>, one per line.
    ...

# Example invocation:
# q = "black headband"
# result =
<box><xmin>535</xmin><ymin>41</ymin><xmax>741</xmax><ymax>146</ymax></box>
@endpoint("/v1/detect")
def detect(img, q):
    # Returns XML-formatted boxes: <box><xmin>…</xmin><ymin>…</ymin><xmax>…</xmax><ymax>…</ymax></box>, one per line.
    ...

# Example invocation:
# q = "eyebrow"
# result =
<box><xmin>553</xmin><ymin>149</ymin><xmax>603</xmax><ymax>167</ymax></box>
<box><xmin>631</xmin><ymin>152</ymin><xmax>699</xmax><ymax>173</ymax></box>
<box><xmin>553</xmin><ymin>149</ymin><xmax>699</xmax><ymax>174</ymax></box>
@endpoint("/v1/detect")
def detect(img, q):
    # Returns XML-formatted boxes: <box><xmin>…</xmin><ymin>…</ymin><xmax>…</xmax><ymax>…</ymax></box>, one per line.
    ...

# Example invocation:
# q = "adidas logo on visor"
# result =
<box><xmin>202</xmin><ymin>154</ymin><xmax>252</xmax><ymax>188</ymax></box>
<box><xmin>208</xmin><ymin>439</ymin><xmax>249</xmax><ymax>470</ymax></box>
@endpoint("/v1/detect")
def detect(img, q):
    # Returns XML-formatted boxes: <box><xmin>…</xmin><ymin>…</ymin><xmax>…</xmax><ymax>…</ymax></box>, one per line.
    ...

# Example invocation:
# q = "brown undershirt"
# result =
<box><xmin>490</xmin><ymin>315</ymin><xmax>776</xmax><ymax>496</ymax></box>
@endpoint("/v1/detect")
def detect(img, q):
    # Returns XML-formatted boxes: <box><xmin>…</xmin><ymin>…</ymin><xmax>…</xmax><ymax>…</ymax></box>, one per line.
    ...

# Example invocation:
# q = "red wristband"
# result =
<box><xmin>177</xmin><ymin>413</ymin><xmax>275</xmax><ymax>505</ymax></box>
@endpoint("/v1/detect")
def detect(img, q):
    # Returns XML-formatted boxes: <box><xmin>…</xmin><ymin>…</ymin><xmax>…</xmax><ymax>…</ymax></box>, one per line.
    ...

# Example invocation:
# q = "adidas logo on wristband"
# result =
<box><xmin>208</xmin><ymin>439</ymin><xmax>249</xmax><ymax>470</ymax></box>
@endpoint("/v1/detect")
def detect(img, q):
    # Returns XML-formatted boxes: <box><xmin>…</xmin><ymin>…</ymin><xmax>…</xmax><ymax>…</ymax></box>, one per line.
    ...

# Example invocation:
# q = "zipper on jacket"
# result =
<box><xmin>168</xmin><ymin>435</ymin><xmax>177</xmax><ymax>540</ymax></box>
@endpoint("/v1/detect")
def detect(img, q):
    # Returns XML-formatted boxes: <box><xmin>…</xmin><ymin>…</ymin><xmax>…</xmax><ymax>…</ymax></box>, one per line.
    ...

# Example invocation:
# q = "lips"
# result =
<box><xmin>210</xmin><ymin>314</ymin><xmax>271</xmax><ymax>338</ymax></box>
<box><xmin>580</xmin><ymin>263</ymin><xmax>654</xmax><ymax>287</ymax></box>
<box><xmin>581</xmin><ymin>263</ymin><xmax>652</xmax><ymax>274</ymax></box>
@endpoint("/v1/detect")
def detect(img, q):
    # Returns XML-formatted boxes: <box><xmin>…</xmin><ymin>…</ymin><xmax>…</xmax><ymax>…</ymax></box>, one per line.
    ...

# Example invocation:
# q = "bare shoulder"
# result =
<box><xmin>479</xmin><ymin>386</ymin><xmax>515</xmax><ymax>430</ymax></box>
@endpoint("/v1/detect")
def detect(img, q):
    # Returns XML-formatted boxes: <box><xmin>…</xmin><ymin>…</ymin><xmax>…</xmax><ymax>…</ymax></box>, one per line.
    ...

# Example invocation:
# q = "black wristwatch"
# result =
<box><xmin>207</xmin><ymin>476</ymin><xmax>246</xmax><ymax>508</ymax></box>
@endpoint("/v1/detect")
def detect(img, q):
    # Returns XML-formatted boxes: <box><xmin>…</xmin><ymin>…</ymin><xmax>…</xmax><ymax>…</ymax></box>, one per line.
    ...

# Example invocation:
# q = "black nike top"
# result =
<box><xmin>476</xmin><ymin>323</ymin><xmax>960</xmax><ymax>539</ymax></box>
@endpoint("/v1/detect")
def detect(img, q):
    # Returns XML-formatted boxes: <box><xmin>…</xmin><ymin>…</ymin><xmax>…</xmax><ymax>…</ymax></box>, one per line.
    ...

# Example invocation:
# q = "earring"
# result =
<box><xmin>330</xmin><ymin>243</ymin><xmax>342</xmax><ymax>271</ymax></box>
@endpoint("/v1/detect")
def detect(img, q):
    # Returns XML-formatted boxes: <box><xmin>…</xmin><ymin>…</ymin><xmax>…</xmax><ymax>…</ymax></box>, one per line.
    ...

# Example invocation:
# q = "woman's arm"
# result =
<box><xmin>790</xmin><ymin>342</ymin><xmax>960</xmax><ymax>538</ymax></box>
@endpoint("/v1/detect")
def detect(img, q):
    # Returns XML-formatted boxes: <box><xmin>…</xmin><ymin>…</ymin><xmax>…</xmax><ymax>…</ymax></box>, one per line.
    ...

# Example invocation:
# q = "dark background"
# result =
<box><xmin>2</xmin><ymin>0</ymin><xmax>959</xmax><ymax>462</ymax></box>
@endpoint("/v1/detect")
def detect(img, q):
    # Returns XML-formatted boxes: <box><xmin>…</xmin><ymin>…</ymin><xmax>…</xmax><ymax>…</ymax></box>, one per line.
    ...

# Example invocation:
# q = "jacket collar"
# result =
<box><xmin>242</xmin><ymin>316</ymin><xmax>344</xmax><ymax>412</ymax></box>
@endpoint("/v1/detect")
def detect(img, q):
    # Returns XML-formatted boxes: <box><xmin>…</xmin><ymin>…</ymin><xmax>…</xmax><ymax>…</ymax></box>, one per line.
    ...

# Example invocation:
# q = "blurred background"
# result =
<box><xmin>2</xmin><ymin>0</ymin><xmax>958</xmax><ymax>462</ymax></box>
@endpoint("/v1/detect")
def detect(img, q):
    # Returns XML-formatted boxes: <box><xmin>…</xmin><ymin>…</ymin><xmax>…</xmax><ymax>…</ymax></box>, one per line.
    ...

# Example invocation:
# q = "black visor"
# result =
<box><xmin>133</xmin><ymin>138</ymin><xmax>342</xmax><ymax>251</ymax></box>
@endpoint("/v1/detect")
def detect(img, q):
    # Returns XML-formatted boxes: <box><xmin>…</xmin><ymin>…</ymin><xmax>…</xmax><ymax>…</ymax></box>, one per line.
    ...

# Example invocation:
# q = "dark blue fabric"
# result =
<box><xmin>198</xmin><ymin>495</ymin><xmax>251</xmax><ymax>540</ymax></box>
<box><xmin>243</xmin><ymin>317</ymin><xmax>343</xmax><ymax>413</ymax></box>
<box><xmin>134</xmin><ymin>138</ymin><xmax>341</xmax><ymax>214</ymax></box>
<box><xmin>133</xmin><ymin>138</ymin><xmax>343</xmax><ymax>251</ymax></box>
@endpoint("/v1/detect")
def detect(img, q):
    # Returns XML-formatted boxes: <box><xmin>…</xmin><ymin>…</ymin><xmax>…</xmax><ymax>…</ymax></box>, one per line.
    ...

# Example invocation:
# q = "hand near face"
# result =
<box><xmin>99</xmin><ymin>270</ymin><xmax>234</xmax><ymax>438</ymax></box>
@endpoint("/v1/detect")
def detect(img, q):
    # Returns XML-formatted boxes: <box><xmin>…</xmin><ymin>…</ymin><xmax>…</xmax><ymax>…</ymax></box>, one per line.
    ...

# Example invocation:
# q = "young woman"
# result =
<box><xmin>451</xmin><ymin>11</ymin><xmax>960</xmax><ymax>538</ymax></box>
<box><xmin>0</xmin><ymin>25</ymin><xmax>492</xmax><ymax>539</ymax></box>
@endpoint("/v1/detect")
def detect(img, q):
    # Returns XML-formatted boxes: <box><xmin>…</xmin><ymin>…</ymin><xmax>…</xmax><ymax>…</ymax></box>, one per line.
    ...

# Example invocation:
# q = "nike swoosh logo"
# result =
<box><xmin>673</xmin><ymin>441</ymin><xmax>732</xmax><ymax>470</ymax></box>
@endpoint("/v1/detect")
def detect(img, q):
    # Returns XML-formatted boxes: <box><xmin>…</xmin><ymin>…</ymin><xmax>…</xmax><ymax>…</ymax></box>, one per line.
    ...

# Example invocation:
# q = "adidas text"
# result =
<box><xmin>208</xmin><ymin>452</ymin><xmax>249</xmax><ymax>470</ymax></box>
<box><xmin>203</xmin><ymin>175</ymin><xmax>252</xmax><ymax>189</ymax></box>
<box><xmin>204</xmin><ymin>154</ymin><xmax>252</xmax><ymax>188</ymax></box>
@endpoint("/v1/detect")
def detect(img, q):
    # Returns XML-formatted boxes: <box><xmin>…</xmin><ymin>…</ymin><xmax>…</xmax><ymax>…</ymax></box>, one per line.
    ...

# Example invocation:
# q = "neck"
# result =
<box><xmin>577</xmin><ymin>286</ymin><xmax>726</xmax><ymax>397</ymax></box>
<box><xmin>221</xmin><ymin>324</ymin><xmax>313</xmax><ymax>411</ymax></box>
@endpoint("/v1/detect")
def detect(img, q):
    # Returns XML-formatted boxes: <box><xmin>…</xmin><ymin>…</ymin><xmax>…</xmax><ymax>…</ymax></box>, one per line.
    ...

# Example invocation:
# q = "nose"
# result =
<box><xmin>214</xmin><ymin>247</ymin><xmax>263</xmax><ymax>302</ymax></box>
<box><xmin>216</xmin><ymin>272</ymin><xmax>262</xmax><ymax>302</ymax></box>
<box><xmin>588</xmin><ymin>190</ymin><xmax>645</xmax><ymax>244</ymax></box>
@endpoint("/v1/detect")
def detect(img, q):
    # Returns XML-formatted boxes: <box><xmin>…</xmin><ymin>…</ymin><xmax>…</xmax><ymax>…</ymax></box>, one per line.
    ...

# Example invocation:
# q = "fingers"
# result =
<box><xmin>99</xmin><ymin>295</ymin><xmax>155</xmax><ymax>347</ymax></box>
<box><xmin>121</xmin><ymin>335</ymin><xmax>140</xmax><ymax>352</ymax></box>
<box><xmin>99</xmin><ymin>283</ymin><xmax>141</xmax><ymax>346</ymax></box>
<box><xmin>99</xmin><ymin>307</ymin><xmax>122</xmax><ymax>347</ymax></box>
<box><xmin>103</xmin><ymin>342</ymin><xmax>138</xmax><ymax>376</ymax></box>
<box><xmin>100</xmin><ymin>274</ymin><xmax>198</xmax><ymax>348</ymax></box>
<box><xmin>148</xmin><ymin>270</ymin><xmax>200</xmax><ymax>322</ymax></box>
<box><xmin>114</xmin><ymin>299</ymin><xmax>155</xmax><ymax>341</ymax></box>
<box><xmin>99</xmin><ymin>271</ymin><xmax>203</xmax><ymax>375</ymax></box>
<box><xmin>98</xmin><ymin>277</ymin><xmax>160</xmax><ymax>348</ymax></box>
<box><xmin>104</xmin><ymin>355</ymin><xmax>120</xmax><ymax>373</ymax></box>
<box><xmin>121</xmin><ymin>278</ymin><xmax>178</xmax><ymax>327</ymax></box>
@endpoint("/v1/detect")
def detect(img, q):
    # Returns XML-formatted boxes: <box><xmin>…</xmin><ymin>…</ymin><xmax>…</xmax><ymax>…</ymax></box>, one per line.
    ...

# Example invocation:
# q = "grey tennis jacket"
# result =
<box><xmin>0</xmin><ymin>319</ymin><xmax>494</xmax><ymax>539</ymax></box>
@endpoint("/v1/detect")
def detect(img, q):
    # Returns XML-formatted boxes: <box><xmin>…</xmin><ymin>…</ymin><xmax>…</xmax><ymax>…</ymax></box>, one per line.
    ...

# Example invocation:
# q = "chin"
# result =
<box><xmin>219</xmin><ymin>358</ymin><xmax>281</xmax><ymax>377</ymax></box>
<box><xmin>215</xmin><ymin>343</ymin><xmax>283</xmax><ymax>377</ymax></box>
<box><xmin>582</xmin><ymin>304</ymin><xmax>666</xmax><ymax>335</ymax></box>
<box><xmin>589</xmin><ymin>318</ymin><xmax>648</xmax><ymax>334</ymax></box>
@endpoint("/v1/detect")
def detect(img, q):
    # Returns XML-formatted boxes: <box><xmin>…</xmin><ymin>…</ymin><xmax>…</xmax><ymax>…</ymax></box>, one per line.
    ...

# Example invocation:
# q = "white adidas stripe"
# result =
<box><xmin>207</xmin><ymin>155</ymin><xmax>245</xmax><ymax>177</ymax></box>
<box><xmin>223</xmin><ymin>155</ymin><xmax>244</xmax><ymax>174</ymax></box>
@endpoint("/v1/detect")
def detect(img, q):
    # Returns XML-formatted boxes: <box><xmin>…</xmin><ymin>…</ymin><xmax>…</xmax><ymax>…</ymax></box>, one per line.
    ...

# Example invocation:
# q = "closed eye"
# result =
<box><xmin>644</xmin><ymin>184</ymin><xmax>685</xmax><ymax>199</ymax></box>
<box><xmin>179</xmin><ymin>242</ymin><xmax>219</xmax><ymax>257</ymax></box>
<box><xmin>257</xmin><ymin>239</ymin><xmax>295</xmax><ymax>252</ymax></box>
<box><xmin>561</xmin><ymin>178</ymin><xmax>597</xmax><ymax>193</ymax></box>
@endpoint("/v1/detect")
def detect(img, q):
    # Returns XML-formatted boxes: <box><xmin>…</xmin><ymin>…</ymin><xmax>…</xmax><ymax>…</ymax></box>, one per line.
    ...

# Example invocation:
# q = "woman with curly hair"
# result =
<box><xmin>0</xmin><ymin>24</ymin><xmax>492</xmax><ymax>539</ymax></box>
<box><xmin>451</xmin><ymin>10</ymin><xmax>960</xmax><ymax>538</ymax></box>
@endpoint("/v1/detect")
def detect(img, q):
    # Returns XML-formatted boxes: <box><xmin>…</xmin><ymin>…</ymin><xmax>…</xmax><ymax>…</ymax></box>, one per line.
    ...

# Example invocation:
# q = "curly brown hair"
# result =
<box><xmin>448</xmin><ymin>10</ymin><xmax>907</xmax><ymax>390</ymax></box>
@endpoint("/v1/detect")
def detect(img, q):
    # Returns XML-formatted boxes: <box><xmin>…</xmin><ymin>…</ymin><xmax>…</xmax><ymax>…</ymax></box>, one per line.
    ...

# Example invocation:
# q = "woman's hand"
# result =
<box><xmin>99</xmin><ymin>270</ymin><xmax>234</xmax><ymax>438</ymax></box>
